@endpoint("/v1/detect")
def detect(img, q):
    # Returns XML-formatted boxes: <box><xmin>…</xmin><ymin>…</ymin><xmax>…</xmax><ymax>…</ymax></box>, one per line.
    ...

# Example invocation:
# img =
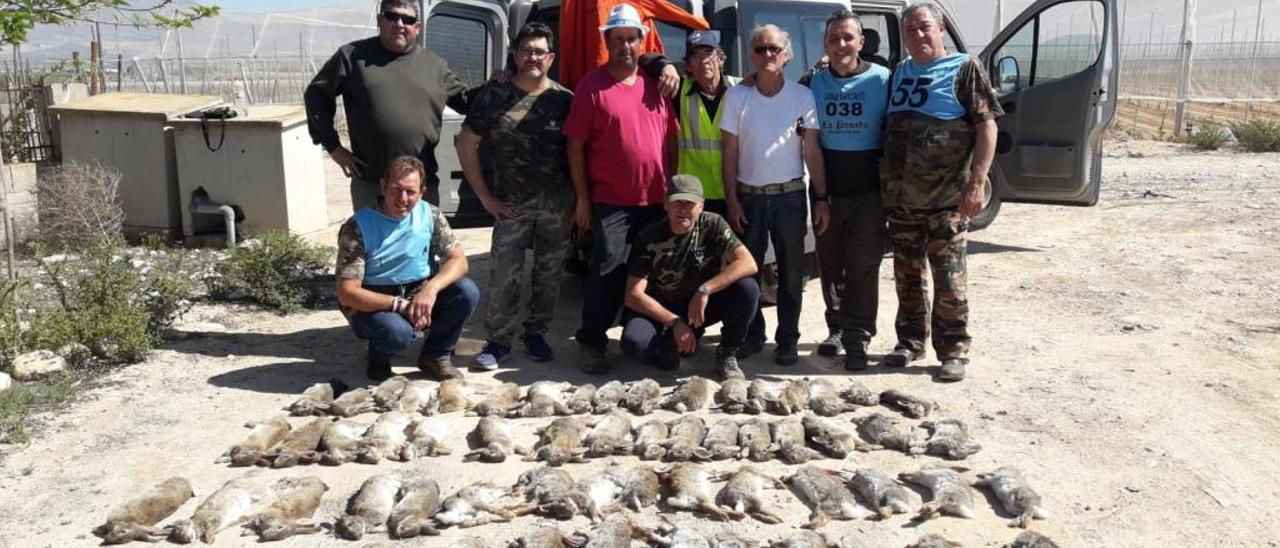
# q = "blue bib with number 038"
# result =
<box><xmin>809</xmin><ymin>63</ymin><xmax>891</xmax><ymax>151</ymax></box>
<box><xmin>886</xmin><ymin>53</ymin><xmax>969</xmax><ymax>120</ymax></box>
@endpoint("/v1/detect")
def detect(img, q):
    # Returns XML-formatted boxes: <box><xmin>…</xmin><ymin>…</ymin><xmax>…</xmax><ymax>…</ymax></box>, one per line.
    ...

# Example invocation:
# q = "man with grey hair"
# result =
<box><xmin>720</xmin><ymin>24</ymin><xmax>831</xmax><ymax>366</ymax></box>
<box><xmin>879</xmin><ymin>2</ymin><xmax>1003</xmax><ymax>381</ymax></box>
<box><xmin>305</xmin><ymin>0</ymin><xmax>476</xmax><ymax>210</ymax></box>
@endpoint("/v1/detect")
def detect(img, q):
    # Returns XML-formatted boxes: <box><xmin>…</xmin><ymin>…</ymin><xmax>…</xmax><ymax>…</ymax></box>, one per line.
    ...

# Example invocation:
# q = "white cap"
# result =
<box><xmin>599</xmin><ymin>4</ymin><xmax>648</xmax><ymax>36</ymax></box>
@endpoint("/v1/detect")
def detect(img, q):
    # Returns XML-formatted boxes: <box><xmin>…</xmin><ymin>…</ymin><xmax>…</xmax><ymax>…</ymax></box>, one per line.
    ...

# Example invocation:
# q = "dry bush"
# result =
<box><xmin>37</xmin><ymin>161</ymin><xmax>125</xmax><ymax>248</ymax></box>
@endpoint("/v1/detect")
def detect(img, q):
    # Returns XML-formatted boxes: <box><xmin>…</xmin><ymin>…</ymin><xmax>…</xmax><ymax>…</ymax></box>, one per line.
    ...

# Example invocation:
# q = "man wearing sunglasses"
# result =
<box><xmin>720</xmin><ymin>24</ymin><xmax>831</xmax><ymax>367</ymax></box>
<box><xmin>305</xmin><ymin>0</ymin><xmax>476</xmax><ymax>211</ymax></box>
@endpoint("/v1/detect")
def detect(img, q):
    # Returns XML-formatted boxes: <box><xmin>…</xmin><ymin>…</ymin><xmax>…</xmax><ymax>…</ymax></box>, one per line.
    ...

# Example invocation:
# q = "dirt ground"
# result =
<box><xmin>1</xmin><ymin>139</ymin><xmax>1278</xmax><ymax>548</ymax></box>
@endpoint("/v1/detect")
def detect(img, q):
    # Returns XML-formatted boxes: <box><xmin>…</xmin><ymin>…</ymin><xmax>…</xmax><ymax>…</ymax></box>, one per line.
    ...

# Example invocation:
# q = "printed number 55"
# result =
<box><xmin>891</xmin><ymin>77</ymin><xmax>933</xmax><ymax>108</ymax></box>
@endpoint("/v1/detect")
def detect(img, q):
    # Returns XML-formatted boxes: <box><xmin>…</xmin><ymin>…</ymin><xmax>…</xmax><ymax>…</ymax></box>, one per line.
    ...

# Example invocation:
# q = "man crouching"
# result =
<box><xmin>621</xmin><ymin>175</ymin><xmax>759</xmax><ymax>380</ymax></box>
<box><xmin>335</xmin><ymin>155</ymin><xmax>479</xmax><ymax>381</ymax></box>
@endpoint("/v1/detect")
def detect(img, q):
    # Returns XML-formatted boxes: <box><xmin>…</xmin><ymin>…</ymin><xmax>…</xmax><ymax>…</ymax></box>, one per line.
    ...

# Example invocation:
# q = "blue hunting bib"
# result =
<box><xmin>809</xmin><ymin>63</ymin><xmax>891</xmax><ymax>151</ymax></box>
<box><xmin>353</xmin><ymin>201</ymin><xmax>435</xmax><ymax>285</ymax></box>
<box><xmin>887</xmin><ymin>52</ymin><xmax>969</xmax><ymax>120</ymax></box>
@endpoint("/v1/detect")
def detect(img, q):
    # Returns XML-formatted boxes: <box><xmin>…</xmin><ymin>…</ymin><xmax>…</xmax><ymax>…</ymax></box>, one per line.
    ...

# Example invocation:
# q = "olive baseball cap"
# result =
<box><xmin>667</xmin><ymin>174</ymin><xmax>705</xmax><ymax>204</ymax></box>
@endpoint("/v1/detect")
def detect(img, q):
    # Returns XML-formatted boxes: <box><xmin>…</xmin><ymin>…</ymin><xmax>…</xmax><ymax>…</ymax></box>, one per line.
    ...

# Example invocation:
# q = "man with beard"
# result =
<box><xmin>621</xmin><ymin>175</ymin><xmax>758</xmax><ymax>379</ymax></box>
<box><xmin>305</xmin><ymin>0</ymin><xmax>475</xmax><ymax>210</ymax></box>
<box><xmin>564</xmin><ymin>3</ymin><xmax>679</xmax><ymax>375</ymax></box>
<box><xmin>456</xmin><ymin>22</ymin><xmax>575</xmax><ymax>369</ymax></box>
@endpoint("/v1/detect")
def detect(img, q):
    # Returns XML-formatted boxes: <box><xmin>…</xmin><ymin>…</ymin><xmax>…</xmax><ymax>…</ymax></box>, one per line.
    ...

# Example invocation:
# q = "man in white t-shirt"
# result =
<box><xmin>720</xmin><ymin>24</ymin><xmax>830</xmax><ymax>366</ymax></box>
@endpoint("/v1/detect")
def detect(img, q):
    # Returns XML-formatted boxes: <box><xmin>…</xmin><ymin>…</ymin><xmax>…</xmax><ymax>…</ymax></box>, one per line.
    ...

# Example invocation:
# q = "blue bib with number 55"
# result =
<box><xmin>886</xmin><ymin>52</ymin><xmax>968</xmax><ymax>120</ymax></box>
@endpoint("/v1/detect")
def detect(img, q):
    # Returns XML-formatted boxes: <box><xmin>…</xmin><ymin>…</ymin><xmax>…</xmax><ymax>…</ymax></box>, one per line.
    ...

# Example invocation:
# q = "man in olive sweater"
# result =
<box><xmin>305</xmin><ymin>0</ymin><xmax>474</xmax><ymax>210</ymax></box>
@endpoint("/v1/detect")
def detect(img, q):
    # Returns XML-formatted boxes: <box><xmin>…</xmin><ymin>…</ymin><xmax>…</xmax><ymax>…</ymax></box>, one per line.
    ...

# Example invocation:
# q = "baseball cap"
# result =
<box><xmin>600</xmin><ymin>4</ymin><xmax>649</xmax><ymax>36</ymax></box>
<box><xmin>667</xmin><ymin>174</ymin><xmax>705</xmax><ymax>204</ymax></box>
<box><xmin>686</xmin><ymin>30</ymin><xmax>721</xmax><ymax>51</ymax></box>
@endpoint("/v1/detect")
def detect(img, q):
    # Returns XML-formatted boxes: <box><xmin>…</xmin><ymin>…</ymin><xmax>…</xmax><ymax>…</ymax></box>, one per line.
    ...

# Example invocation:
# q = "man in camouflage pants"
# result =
<box><xmin>456</xmin><ymin>22</ymin><xmax>575</xmax><ymax>369</ymax></box>
<box><xmin>879</xmin><ymin>3</ymin><xmax>1003</xmax><ymax>381</ymax></box>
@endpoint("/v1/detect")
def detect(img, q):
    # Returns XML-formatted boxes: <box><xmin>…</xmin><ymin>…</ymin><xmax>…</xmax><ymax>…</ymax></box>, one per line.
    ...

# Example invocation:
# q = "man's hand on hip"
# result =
<box><xmin>481</xmin><ymin>196</ymin><xmax>515</xmax><ymax>221</ymax></box>
<box><xmin>330</xmin><ymin>146</ymin><xmax>367</xmax><ymax>179</ymax></box>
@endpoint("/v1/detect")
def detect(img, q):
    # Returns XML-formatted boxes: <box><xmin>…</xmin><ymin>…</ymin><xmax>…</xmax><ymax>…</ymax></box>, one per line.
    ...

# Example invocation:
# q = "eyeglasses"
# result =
<box><xmin>752</xmin><ymin>45</ymin><xmax>783</xmax><ymax>56</ymax></box>
<box><xmin>381</xmin><ymin>11</ymin><xmax>419</xmax><ymax>26</ymax></box>
<box><xmin>517</xmin><ymin>47</ymin><xmax>551</xmax><ymax>59</ymax></box>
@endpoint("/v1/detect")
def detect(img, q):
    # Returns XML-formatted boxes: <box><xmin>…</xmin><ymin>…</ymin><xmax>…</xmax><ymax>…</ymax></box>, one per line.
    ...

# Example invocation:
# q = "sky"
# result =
<box><xmin>205</xmin><ymin>0</ymin><xmax>1280</xmax><ymax>45</ymax></box>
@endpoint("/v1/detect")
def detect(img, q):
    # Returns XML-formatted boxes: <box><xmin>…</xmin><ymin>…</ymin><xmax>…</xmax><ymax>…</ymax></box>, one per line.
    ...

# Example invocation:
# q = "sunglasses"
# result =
<box><xmin>753</xmin><ymin>45</ymin><xmax>783</xmax><ymax>55</ymax></box>
<box><xmin>381</xmin><ymin>11</ymin><xmax>419</xmax><ymax>26</ymax></box>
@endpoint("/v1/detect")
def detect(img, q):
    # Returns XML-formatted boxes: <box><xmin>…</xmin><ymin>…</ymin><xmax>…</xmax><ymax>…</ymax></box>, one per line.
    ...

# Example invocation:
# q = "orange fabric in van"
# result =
<box><xmin>559</xmin><ymin>0</ymin><xmax>709</xmax><ymax>90</ymax></box>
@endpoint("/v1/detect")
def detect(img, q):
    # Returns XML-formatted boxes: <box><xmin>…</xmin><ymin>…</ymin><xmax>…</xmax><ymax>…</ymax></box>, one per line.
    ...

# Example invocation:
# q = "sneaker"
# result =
<box><xmin>774</xmin><ymin>343</ymin><xmax>799</xmax><ymax>366</ymax></box>
<box><xmin>938</xmin><ymin>358</ymin><xmax>967</xmax><ymax>382</ymax></box>
<box><xmin>735</xmin><ymin>338</ymin><xmax>765</xmax><ymax>360</ymax></box>
<box><xmin>716</xmin><ymin>346</ymin><xmax>745</xmax><ymax>380</ymax></box>
<box><xmin>843</xmin><ymin>340</ymin><xmax>870</xmax><ymax>371</ymax></box>
<box><xmin>523</xmin><ymin>334</ymin><xmax>555</xmax><ymax>362</ymax></box>
<box><xmin>366</xmin><ymin>348</ymin><xmax>393</xmax><ymax>381</ymax></box>
<box><xmin>471</xmin><ymin>341</ymin><xmax>510</xmax><ymax>371</ymax></box>
<box><xmin>816</xmin><ymin>331</ymin><xmax>843</xmax><ymax>357</ymax></box>
<box><xmin>881</xmin><ymin>346</ymin><xmax>923</xmax><ymax>368</ymax></box>
<box><xmin>579</xmin><ymin>345</ymin><xmax>610</xmax><ymax>375</ymax></box>
<box><xmin>418</xmin><ymin>354</ymin><xmax>464</xmax><ymax>381</ymax></box>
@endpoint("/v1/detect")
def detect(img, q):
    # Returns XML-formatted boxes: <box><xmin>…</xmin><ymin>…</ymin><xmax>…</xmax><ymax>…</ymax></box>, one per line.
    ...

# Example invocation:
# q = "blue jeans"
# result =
<box><xmin>349</xmin><ymin>277</ymin><xmax>480</xmax><ymax>361</ymax></box>
<box><xmin>738</xmin><ymin>190</ymin><xmax>808</xmax><ymax>347</ymax></box>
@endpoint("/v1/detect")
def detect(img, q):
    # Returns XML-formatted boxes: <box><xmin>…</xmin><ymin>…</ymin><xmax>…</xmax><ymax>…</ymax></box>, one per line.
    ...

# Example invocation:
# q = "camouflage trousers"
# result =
<box><xmin>484</xmin><ymin>199</ymin><xmax>572</xmax><ymax>347</ymax></box>
<box><xmin>886</xmin><ymin>207</ymin><xmax>970</xmax><ymax>361</ymax></box>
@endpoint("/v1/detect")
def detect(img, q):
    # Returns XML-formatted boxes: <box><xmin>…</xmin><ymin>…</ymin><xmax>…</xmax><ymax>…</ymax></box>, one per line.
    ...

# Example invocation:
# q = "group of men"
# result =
<box><xmin>304</xmin><ymin>0</ymin><xmax>1001</xmax><ymax>384</ymax></box>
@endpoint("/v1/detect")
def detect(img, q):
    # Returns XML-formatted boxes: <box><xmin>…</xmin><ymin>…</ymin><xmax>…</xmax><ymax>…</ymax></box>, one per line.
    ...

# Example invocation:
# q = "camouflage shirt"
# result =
<box><xmin>627</xmin><ymin>212</ymin><xmax>742</xmax><ymax>304</ymax></box>
<box><xmin>335</xmin><ymin>205</ymin><xmax>462</xmax><ymax>316</ymax></box>
<box><xmin>463</xmin><ymin>80</ymin><xmax>574</xmax><ymax>205</ymax></box>
<box><xmin>880</xmin><ymin>55</ymin><xmax>1004</xmax><ymax>210</ymax></box>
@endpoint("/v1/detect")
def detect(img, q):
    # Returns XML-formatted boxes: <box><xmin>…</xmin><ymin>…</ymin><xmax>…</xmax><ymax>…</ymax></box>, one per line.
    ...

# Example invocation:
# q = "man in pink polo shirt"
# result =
<box><xmin>564</xmin><ymin>3</ymin><xmax>678</xmax><ymax>374</ymax></box>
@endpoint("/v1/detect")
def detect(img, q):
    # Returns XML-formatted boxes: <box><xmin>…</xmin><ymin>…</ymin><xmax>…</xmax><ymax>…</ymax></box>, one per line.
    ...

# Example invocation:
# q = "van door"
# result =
<box><xmin>422</xmin><ymin>0</ymin><xmax>507</xmax><ymax>225</ymax></box>
<box><xmin>980</xmin><ymin>0</ymin><xmax>1118</xmax><ymax>206</ymax></box>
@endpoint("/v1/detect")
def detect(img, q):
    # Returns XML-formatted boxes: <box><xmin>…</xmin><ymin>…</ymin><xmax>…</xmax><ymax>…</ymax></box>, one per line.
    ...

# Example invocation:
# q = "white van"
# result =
<box><xmin>418</xmin><ymin>0</ymin><xmax>1119</xmax><ymax>230</ymax></box>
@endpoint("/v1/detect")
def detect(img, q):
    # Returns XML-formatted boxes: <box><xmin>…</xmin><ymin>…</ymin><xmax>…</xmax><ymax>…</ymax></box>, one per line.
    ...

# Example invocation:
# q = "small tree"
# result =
<box><xmin>1</xmin><ymin>1</ymin><xmax>219</xmax><ymax>46</ymax></box>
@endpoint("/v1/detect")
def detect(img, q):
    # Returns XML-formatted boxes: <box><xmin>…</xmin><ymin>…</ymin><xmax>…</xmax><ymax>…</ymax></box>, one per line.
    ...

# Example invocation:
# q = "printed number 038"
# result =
<box><xmin>825</xmin><ymin>101</ymin><xmax>863</xmax><ymax>116</ymax></box>
<box><xmin>891</xmin><ymin>77</ymin><xmax>933</xmax><ymax>108</ymax></box>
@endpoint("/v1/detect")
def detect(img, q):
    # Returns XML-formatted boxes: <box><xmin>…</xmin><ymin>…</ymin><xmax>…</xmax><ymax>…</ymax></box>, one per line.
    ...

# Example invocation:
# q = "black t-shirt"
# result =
<box><xmin>627</xmin><ymin>212</ymin><xmax>742</xmax><ymax>303</ymax></box>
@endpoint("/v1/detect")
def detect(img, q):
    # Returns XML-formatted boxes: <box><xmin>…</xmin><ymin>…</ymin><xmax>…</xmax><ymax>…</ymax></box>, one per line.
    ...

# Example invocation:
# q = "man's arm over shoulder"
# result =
<box><xmin>304</xmin><ymin>48</ymin><xmax>351</xmax><ymax>153</ymax></box>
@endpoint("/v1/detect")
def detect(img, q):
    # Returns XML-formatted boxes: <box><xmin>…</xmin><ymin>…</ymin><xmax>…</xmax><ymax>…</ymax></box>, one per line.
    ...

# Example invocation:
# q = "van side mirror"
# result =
<box><xmin>997</xmin><ymin>56</ymin><xmax>1020</xmax><ymax>93</ymax></box>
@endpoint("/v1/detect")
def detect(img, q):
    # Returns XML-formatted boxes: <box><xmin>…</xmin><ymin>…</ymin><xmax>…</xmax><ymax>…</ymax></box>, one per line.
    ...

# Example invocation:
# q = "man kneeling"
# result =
<box><xmin>621</xmin><ymin>175</ymin><xmax>759</xmax><ymax>380</ymax></box>
<box><xmin>335</xmin><ymin>156</ymin><xmax>479</xmax><ymax>381</ymax></box>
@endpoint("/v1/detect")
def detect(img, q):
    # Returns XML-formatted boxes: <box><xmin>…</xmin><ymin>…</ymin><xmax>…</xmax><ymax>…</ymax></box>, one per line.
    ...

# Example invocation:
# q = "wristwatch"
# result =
<box><xmin>666</xmin><ymin>317</ymin><xmax>686</xmax><ymax>329</ymax></box>
<box><xmin>809</xmin><ymin>192</ymin><xmax>829</xmax><ymax>204</ymax></box>
<box><xmin>696</xmin><ymin>284</ymin><xmax>711</xmax><ymax>296</ymax></box>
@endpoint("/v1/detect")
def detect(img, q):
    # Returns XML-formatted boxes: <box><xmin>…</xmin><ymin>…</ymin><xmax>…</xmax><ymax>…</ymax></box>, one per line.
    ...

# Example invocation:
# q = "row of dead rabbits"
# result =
<box><xmin>219</xmin><ymin>375</ymin><xmax>978</xmax><ymax>468</ymax></box>
<box><xmin>94</xmin><ymin>460</ymin><xmax>1053</xmax><ymax>546</ymax></box>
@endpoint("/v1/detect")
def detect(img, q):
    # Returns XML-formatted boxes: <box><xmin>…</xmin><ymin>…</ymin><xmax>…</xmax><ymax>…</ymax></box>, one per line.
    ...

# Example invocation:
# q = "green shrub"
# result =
<box><xmin>1186</xmin><ymin>126</ymin><xmax>1230</xmax><ymax>150</ymax></box>
<box><xmin>211</xmin><ymin>231</ymin><xmax>332</xmax><ymax>313</ymax></box>
<box><xmin>0</xmin><ymin>371</ymin><xmax>79</xmax><ymax>444</ymax></box>
<box><xmin>1233</xmin><ymin>120</ymin><xmax>1280</xmax><ymax>152</ymax></box>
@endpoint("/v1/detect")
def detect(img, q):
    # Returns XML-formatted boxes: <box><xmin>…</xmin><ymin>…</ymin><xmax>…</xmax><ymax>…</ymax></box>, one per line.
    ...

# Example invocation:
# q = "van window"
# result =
<box><xmin>427</xmin><ymin>14</ymin><xmax>490</xmax><ymax>85</ymax></box>
<box><xmin>989</xmin><ymin>0</ymin><xmax>1104</xmax><ymax>93</ymax></box>
<box><xmin>855</xmin><ymin>12</ymin><xmax>895</xmax><ymax>68</ymax></box>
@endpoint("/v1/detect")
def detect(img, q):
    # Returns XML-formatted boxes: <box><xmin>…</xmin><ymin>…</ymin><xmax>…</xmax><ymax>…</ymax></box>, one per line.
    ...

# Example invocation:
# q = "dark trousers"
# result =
<box><xmin>738</xmin><ymin>190</ymin><xmax>808</xmax><ymax>346</ymax></box>
<box><xmin>575</xmin><ymin>203</ymin><xmax>665</xmax><ymax>349</ymax></box>
<box><xmin>703</xmin><ymin>199</ymin><xmax>727</xmax><ymax>218</ymax></box>
<box><xmin>620</xmin><ymin>277</ymin><xmax>760</xmax><ymax>360</ymax></box>
<box><xmin>349</xmin><ymin>277</ymin><xmax>480</xmax><ymax>361</ymax></box>
<box><xmin>886</xmin><ymin>207</ymin><xmax>970</xmax><ymax>361</ymax></box>
<box><xmin>815</xmin><ymin>191</ymin><xmax>886</xmax><ymax>345</ymax></box>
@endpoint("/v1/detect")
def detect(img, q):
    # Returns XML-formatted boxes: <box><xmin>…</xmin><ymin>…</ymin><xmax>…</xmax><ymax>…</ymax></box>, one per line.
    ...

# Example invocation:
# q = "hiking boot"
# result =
<box><xmin>579</xmin><ymin>345</ymin><xmax>610</xmax><ymax>375</ymax></box>
<box><xmin>418</xmin><ymin>354</ymin><xmax>463</xmax><ymax>381</ymax></box>
<box><xmin>843</xmin><ymin>340</ymin><xmax>870</xmax><ymax>371</ymax></box>
<box><xmin>366</xmin><ymin>347</ymin><xmax>393</xmax><ymax>381</ymax></box>
<box><xmin>523</xmin><ymin>333</ymin><xmax>555</xmax><ymax>362</ymax></box>
<box><xmin>471</xmin><ymin>341</ymin><xmax>509</xmax><ymax>372</ymax></box>
<box><xmin>938</xmin><ymin>358</ymin><xmax>967</xmax><ymax>382</ymax></box>
<box><xmin>735</xmin><ymin>338</ymin><xmax>765</xmax><ymax>360</ymax></box>
<box><xmin>774</xmin><ymin>343</ymin><xmax>799</xmax><ymax>366</ymax></box>
<box><xmin>816</xmin><ymin>331</ymin><xmax>843</xmax><ymax>357</ymax></box>
<box><xmin>881</xmin><ymin>345</ymin><xmax>923</xmax><ymax>368</ymax></box>
<box><xmin>716</xmin><ymin>346</ymin><xmax>745</xmax><ymax>380</ymax></box>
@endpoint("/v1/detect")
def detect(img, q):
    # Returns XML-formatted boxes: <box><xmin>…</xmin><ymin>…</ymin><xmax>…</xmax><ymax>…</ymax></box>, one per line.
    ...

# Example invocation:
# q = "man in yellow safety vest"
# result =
<box><xmin>644</xmin><ymin>30</ymin><xmax>740</xmax><ymax>216</ymax></box>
